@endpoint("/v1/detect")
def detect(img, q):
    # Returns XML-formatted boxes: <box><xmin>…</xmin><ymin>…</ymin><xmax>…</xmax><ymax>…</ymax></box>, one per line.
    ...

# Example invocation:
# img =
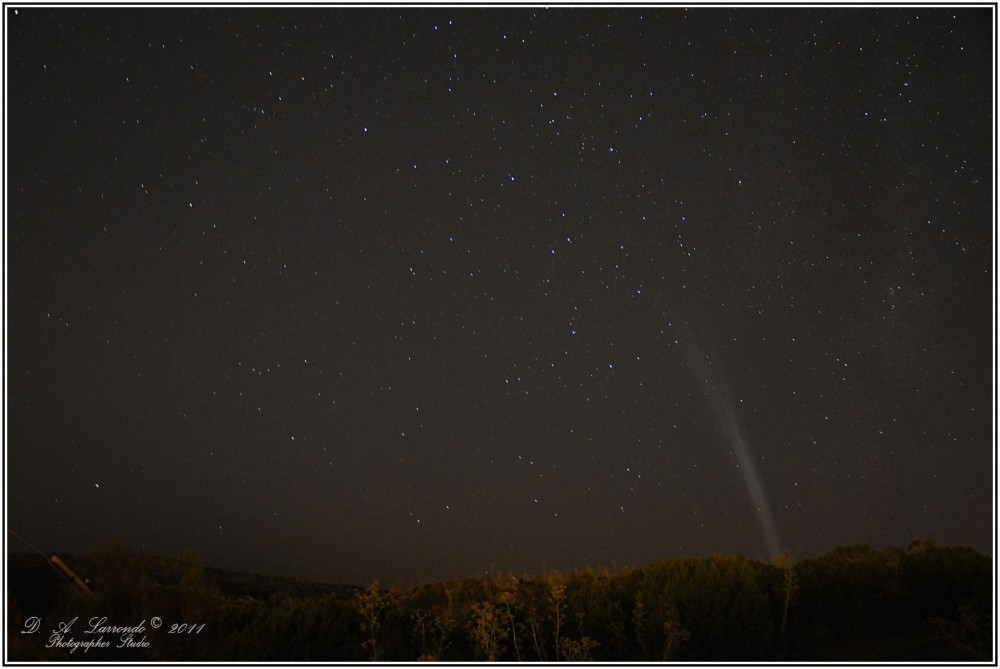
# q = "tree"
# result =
<box><xmin>777</xmin><ymin>552</ymin><xmax>798</xmax><ymax>637</ymax></box>
<box><xmin>178</xmin><ymin>549</ymin><xmax>216</xmax><ymax>622</ymax></box>
<box><xmin>633</xmin><ymin>596</ymin><xmax>650</xmax><ymax>659</ymax></box>
<box><xmin>547</xmin><ymin>573</ymin><xmax>567</xmax><ymax>661</ymax></box>
<box><xmin>89</xmin><ymin>537</ymin><xmax>155</xmax><ymax>622</ymax></box>
<box><xmin>607</xmin><ymin>618</ymin><xmax>627</xmax><ymax>659</ymax></box>
<box><xmin>560</xmin><ymin>634</ymin><xmax>600</xmax><ymax>661</ymax></box>
<box><xmin>928</xmin><ymin>604</ymin><xmax>990</xmax><ymax>660</ymax></box>
<box><xmin>522</xmin><ymin>585</ymin><xmax>547</xmax><ymax>661</ymax></box>
<box><xmin>356</xmin><ymin>580</ymin><xmax>390</xmax><ymax>661</ymax></box>
<box><xmin>661</xmin><ymin>607</ymin><xmax>690</xmax><ymax>661</ymax></box>
<box><xmin>497</xmin><ymin>586</ymin><xmax>523</xmax><ymax>661</ymax></box>
<box><xmin>467</xmin><ymin>601</ymin><xmax>507</xmax><ymax>661</ymax></box>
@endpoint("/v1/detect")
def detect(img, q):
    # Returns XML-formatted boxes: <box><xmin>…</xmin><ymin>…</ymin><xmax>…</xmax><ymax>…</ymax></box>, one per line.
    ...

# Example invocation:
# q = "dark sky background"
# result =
<box><xmin>6</xmin><ymin>6</ymin><xmax>994</xmax><ymax>587</ymax></box>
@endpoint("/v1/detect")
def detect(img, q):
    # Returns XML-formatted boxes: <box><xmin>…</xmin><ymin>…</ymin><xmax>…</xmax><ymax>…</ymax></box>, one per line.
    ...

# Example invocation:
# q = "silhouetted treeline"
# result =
<box><xmin>7</xmin><ymin>538</ymin><xmax>992</xmax><ymax>661</ymax></box>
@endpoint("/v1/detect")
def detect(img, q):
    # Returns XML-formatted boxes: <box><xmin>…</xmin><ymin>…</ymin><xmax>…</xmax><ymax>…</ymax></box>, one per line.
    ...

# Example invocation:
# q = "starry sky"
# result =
<box><xmin>6</xmin><ymin>6</ymin><xmax>994</xmax><ymax>587</ymax></box>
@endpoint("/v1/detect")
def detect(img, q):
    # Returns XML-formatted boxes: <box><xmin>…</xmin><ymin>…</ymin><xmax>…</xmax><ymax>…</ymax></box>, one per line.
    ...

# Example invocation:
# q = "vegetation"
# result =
<box><xmin>7</xmin><ymin>538</ymin><xmax>992</xmax><ymax>661</ymax></box>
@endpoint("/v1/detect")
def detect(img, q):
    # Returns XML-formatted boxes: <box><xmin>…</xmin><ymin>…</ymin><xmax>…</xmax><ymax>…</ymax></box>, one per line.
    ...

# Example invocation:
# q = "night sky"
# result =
<box><xmin>6</xmin><ymin>6</ymin><xmax>994</xmax><ymax>587</ymax></box>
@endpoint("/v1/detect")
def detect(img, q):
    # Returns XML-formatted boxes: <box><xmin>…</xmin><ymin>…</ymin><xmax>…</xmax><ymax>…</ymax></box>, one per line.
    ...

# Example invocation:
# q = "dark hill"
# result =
<box><xmin>7</xmin><ymin>551</ymin><xmax>358</xmax><ymax>613</ymax></box>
